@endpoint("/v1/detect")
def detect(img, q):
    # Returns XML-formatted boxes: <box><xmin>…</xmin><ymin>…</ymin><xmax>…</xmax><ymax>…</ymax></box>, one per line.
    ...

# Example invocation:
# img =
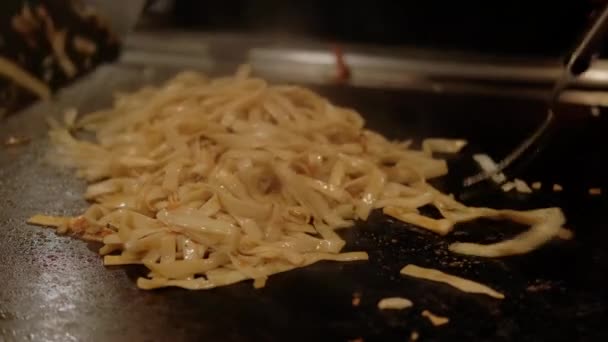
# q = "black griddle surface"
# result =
<box><xmin>1</xmin><ymin>65</ymin><xmax>607</xmax><ymax>342</ymax></box>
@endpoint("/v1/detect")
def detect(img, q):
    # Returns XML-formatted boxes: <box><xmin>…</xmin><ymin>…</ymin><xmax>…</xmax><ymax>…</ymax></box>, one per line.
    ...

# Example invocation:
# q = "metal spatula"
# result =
<box><xmin>463</xmin><ymin>5</ymin><xmax>608</xmax><ymax>187</ymax></box>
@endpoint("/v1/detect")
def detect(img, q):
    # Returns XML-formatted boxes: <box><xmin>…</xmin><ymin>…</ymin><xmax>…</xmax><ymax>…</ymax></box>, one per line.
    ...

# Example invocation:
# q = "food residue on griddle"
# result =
<box><xmin>553</xmin><ymin>184</ymin><xmax>563</xmax><ymax>192</ymax></box>
<box><xmin>531</xmin><ymin>181</ymin><xmax>542</xmax><ymax>190</ymax></box>
<box><xmin>447</xmin><ymin>261</ymin><xmax>464</xmax><ymax>267</ymax></box>
<box><xmin>526</xmin><ymin>280</ymin><xmax>553</xmax><ymax>293</ymax></box>
<box><xmin>351</xmin><ymin>292</ymin><xmax>361</xmax><ymax>307</ymax></box>
<box><xmin>589</xmin><ymin>188</ymin><xmax>602</xmax><ymax>196</ymax></box>
<box><xmin>410</xmin><ymin>330</ymin><xmax>420</xmax><ymax>341</ymax></box>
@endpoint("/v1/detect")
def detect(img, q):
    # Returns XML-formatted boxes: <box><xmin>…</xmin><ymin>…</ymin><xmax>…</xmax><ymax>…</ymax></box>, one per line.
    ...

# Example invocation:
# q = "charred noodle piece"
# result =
<box><xmin>401</xmin><ymin>264</ymin><xmax>505</xmax><ymax>299</ymax></box>
<box><xmin>32</xmin><ymin>66</ymin><xmax>567</xmax><ymax>290</ymax></box>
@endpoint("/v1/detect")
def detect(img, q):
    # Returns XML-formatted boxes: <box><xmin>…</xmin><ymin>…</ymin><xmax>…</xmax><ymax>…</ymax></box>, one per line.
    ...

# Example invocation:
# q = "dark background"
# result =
<box><xmin>168</xmin><ymin>0</ymin><xmax>603</xmax><ymax>58</ymax></box>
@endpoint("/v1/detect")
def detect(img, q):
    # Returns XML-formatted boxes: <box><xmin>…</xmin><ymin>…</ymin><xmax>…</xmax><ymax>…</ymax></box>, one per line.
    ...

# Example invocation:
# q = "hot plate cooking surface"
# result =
<box><xmin>0</xmin><ymin>65</ymin><xmax>607</xmax><ymax>342</ymax></box>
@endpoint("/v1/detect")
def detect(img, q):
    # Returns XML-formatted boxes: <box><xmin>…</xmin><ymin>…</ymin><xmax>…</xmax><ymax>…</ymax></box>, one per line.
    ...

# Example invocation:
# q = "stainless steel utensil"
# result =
<box><xmin>463</xmin><ymin>5</ymin><xmax>608</xmax><ymax>187</ymax></box>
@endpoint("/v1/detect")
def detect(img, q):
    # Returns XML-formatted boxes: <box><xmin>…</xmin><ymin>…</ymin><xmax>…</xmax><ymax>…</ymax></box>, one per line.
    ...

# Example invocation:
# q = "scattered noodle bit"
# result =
<box><xmin>591</xmin><ymin>106</ymin><xmax>600</xmax><ymax>117</ymax></box>
<box><xmin>348</xmin><ymin>338</ymin><xmax>364</xmax><ymax>342</ymax></box>
<box><xmin>253</xmin><ymin>277</ymin><xmax>267</xmax><ymax>289</ymax></box>
<box><xmin>410</xmin><ymin>331</ymin><xmax>420</xmax><ymax>341</ymax></box>
<box><xmin>30</xmin><ymin>67</ymin><xmax>567</xmax><ymax>290</ymax></box>
<box><xmin>27</xmin><ymin>214</ymin><xmax>70</xmax><ymax>227</ymax></box>
<box><xmin>514</xmin><ymin>179</ymin><xmax>532</xmax><ymax>193</ymax></box>
<box><xmin>421</xmin><ymin>310</ymin><xmax>449</xmax><ymax>326</ymax></box>
<box><xmin>377</xmin><ymin>297</ymin><xmax>413</xmax><ymax>310</ymax></box>
<box><xmin>553</xmin><ymin>184</ymin><xmax>563</xmax><ymax>192</ymax></box>
<box><xmin>531</xmin><ymin>182</ymin><xmax>542</xmax><ymax>190</ymax></box>
<box><xmin>557</xmin><ymin>227</ymin><xmax>574</xmax><ymax>240</ymax></box>
<box><xmin>352</xmin><ymin>292</ymin><xmax>361</xmax><ymax>307</ymax></box>
<box><xmin>422</xmin><ymin>138</ymin><xmax>467</xmax><ymax>155</ymax></box>
<box><xmin>501</xmin><ymin>181</ymin><xmax>515</xmax><ymax>192</ymax></box>
<box><xmin>400</xmin><ymin>264</ymin><xmax>505</xmax><ymax>299</ymax></box>
<box><xmin>589</xmin><ymin>188</ymin><xmax>602</xmax><ymax>196</ymax></box>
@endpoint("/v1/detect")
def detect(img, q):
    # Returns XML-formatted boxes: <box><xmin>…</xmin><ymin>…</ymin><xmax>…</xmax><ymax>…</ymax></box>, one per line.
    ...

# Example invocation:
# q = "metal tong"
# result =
<box><xmin>463</xmin><ymin>5</ymin><xmax>608</xmax><ymax>187</ymax></box>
